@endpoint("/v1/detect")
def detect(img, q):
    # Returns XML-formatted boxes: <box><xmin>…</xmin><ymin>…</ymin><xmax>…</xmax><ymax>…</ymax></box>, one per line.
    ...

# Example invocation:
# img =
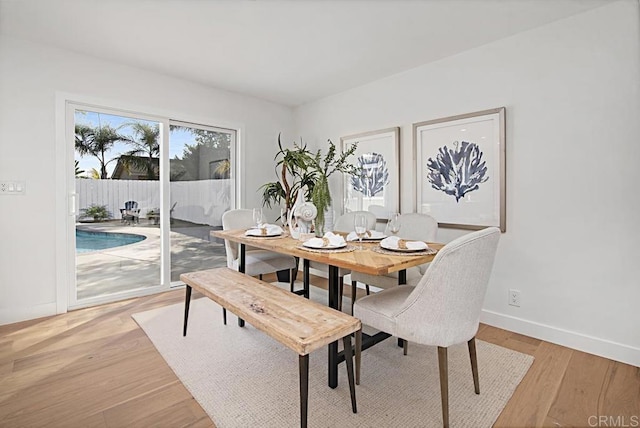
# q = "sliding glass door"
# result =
<box><xmin>67</xmin><ymin>103</ymin><xmax>236</xmax><ymax>308</ymax></box>
<box><xmin>168</xmin><ymin>122</ymin><xmax>236</xmax><ymax>283</ymax></box>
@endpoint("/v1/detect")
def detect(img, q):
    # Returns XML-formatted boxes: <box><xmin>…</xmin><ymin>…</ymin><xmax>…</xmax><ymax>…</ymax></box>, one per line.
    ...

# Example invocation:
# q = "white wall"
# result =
<box><xmin>294</xmin><ymin>1</ymin><xmax>640</xmax><ymax>366</ymax></box>
<box><xmin>0</xmin><ymin>35</ymin><xmax>294</xmax><ymax>324</ymax></box>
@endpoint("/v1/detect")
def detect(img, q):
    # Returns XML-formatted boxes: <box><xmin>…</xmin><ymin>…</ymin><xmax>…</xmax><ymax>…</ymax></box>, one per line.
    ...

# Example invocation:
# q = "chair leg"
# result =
<box><xmin>468</xmin><ymin>337</ymin><xmax>480</xmax><ymax>394</ymax></box>
<box><xmin>438</xmin><ymin>346</ymin><xmax>449</xmax><ymax>428</ymax></box>
<box><xmin>365</xmin><ymin>284</ymin><xmax>370</xmax><ymax>295</ymax></box>
<box><xmin>403</xmin><ymin>339</ymin><xmax>408</xmax><ymax>356</ymax></box>
<box><xmin>342</xmin><ymin>334</ymin><xmax>357</xmax><ymax>413</ymax></box>
<box><xmin>338</xmin><ymin>276</ymin><xmax>344</xmax><ymax>311</ymax></box>
<box><xmin>350</xmin><ymin>280</ymin><xmax>358</xmax><ymax>315</ymax></box>
<box><xmin>355</xmin><ymin>329</ymin><xmax>362</xmax><ymax>385</ymax></box>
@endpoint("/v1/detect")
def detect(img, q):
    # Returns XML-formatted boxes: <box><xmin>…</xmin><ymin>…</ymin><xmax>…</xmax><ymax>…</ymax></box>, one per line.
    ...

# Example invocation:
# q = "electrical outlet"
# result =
<box><xmin>508</xmin><ymin>289</ymin><xmax>521</xmax><ymax>307</ymax></box>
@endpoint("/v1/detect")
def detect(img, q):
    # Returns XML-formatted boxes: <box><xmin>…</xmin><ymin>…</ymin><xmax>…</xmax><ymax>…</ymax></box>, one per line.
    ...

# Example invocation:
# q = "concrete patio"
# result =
<box><xmin>76</xmin><ymin>220</ymin><xmax>226</xmax><ymax>300</ymax></box>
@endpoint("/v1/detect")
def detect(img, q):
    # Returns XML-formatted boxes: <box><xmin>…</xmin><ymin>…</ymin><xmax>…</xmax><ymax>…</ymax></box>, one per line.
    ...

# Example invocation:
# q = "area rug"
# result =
<box><xmin>133</xmin><ymin>284</ymin><xmax>533</xmax><ymax>427</ymax></box>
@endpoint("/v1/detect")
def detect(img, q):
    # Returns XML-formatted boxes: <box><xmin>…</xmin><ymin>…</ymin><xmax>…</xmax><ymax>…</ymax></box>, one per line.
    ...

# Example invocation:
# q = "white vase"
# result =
<box><xmin>288</xmin><ymin>190</ymin><xmax>305</xmax><ymax>239</ymax></box>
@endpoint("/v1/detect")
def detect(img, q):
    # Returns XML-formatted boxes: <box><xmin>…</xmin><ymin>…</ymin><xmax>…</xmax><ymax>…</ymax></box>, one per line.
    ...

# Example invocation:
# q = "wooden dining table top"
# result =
<box><xmin>211</xmin><ymin>229</ymin><xmax>443</xmax><ymax>276</ymax></box>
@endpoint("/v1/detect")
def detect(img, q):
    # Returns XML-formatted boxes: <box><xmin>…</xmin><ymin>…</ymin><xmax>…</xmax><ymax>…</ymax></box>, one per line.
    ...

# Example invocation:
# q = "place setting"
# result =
<box><xmin>298</xmin><ymin>231</ymin><xmax>356</xmax><ymax>253</ymax></box>
<box><xmin>373</xmin><ymin>236</ymin><xmax>438</xmax><ymax>256</ymax></box>
<box><xmin>244</xmin><ymin>208</ymin><xmax>286</xmax><ymax>239</ymax></box>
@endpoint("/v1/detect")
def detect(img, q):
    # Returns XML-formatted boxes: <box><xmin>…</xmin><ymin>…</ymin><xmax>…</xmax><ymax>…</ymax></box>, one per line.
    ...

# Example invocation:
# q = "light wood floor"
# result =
<box><xmin>1</xmin><ymin>274</ymin><xmax>638</xmax><ymax>427</ymax></box>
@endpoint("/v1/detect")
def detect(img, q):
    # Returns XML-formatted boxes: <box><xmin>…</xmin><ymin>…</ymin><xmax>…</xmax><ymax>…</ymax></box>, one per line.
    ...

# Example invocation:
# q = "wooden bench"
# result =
<box><xmin>180</xmin><ymin>267</ymin><xmax>362</xmax><ymax>428</ymax></box>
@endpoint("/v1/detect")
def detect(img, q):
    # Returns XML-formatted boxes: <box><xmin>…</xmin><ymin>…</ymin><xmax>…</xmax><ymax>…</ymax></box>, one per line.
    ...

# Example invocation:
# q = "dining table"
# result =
<box><xmin>211</xmin><ymin>228</ymin><xmax>443</xmax><ymax>389</ymax></box>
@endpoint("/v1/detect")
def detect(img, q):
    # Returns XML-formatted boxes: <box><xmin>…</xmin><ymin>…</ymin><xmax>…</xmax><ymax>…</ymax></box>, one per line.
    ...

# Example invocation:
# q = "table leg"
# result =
<box><xmin>328</xmin><ymin>265</ymin><xmax>339</xmax><ymax>388</ymax></box>
<box><xmin>237</xmin><ymin>243</ymin><xmax>246</xmax><ymax>328</ymax></box>
<box><xmin>183</xmin><ymin>285</ymin><xmax>192</xmax><ymax>336</ymax></box>
<box><xmin>398</xmin><ymin>269</ymin><xmax>406</xmax><ymax>348</ymax></box>
<box><xmin>303</xmin><ymin>259</ymin><xmax>310</xmax><ymax>299</ymax></box>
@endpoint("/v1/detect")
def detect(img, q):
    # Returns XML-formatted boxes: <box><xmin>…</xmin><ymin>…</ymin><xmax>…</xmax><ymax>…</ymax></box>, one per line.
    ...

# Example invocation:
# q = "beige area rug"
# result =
<box><xmin>133</xmin><ymin>284</ymin><xmax>533</xmax><ymax>427</ymax></box>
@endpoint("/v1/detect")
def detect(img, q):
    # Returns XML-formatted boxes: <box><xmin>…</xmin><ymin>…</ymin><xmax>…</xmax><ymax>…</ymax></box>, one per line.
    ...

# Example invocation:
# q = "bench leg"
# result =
<box><xmin>299</xmin><ymin>354</ymin><xmax>309</xmax><ymax>428</ymax></box>
<box><xmin>183</xmin><ymin>285</ymin><xmax>192</xmax><ymax>336</ymax></box>
<box><xmin>343</xmin><ymin>334</ymin><xmax>358</xmax><ymax>413</ymax></box>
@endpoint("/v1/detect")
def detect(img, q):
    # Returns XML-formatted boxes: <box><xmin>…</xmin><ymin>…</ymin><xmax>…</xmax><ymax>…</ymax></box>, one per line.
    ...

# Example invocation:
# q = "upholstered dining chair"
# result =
<box><xmin>350</xmin><ymin>213</ymin><xmax>438</xmax><ymax>311</ymax></box>
<box><xmin>222</xmin><ymin>208</ymin><xmax>297</xmax><ymax>278</ymax></box>
<box><xmin>306</xmin><ymin>210</ymin><xmax>376</xmax><ymax>310</ymax></box>
<box><xmin>353</xmin><ymin>227</ymin><xmax>501</xmax><ymax>428</ymax></box>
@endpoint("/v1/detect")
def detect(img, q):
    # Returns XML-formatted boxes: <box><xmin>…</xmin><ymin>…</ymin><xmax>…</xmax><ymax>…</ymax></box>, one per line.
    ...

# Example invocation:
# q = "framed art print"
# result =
<box><xmin>341</xmin><ymin>127</ymin><xmax>400</xmax><ymax>221</ymax></box>
<box><xmin>414</xmin><ymin>107</ymin><xmax>506</xmax><ymax>232</ymax></box>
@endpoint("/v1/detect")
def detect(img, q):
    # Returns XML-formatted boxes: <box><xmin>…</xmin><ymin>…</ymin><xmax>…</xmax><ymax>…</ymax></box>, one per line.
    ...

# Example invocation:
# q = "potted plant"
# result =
<box><xmin>260</xmin><ymin>135</ymin><xmax>317</xmax><ymax>218</ymax></box>
<box><xmin>260</xmin><ymin>135</ymin><xmax>358</xmax><ymax>235</ymax></box>
<box><xmin>307</xmin><ymin>140</ymin><xmax>358</xmax><ymax>235</ymax></box>
<box><xmin>80</xmin><ymin>204</ymin><xmax>110</xmax><ymax>222</ymax></box>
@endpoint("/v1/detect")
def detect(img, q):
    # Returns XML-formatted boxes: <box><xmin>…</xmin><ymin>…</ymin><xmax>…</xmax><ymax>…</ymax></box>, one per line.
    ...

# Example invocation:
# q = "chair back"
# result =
<box><xmin>395</xmin><ymin>213</ymin><xmax>438</xmax><ymax>242</ymax></box>
<box><xmin>124</xmin><ymin>201</ymin><xmax>138</xmax><ymax>210</ymax></box>
<box><xmin>334</xmin><ymin>211</ymin><xmax>377</xmax><ymax>232</ymax></box>
<box><xmin>395</xmin><ymin>227</ymin><xmax>501</xmax><ymax>347</ymax></box>
<box><xmin>221</xmin><ymin>209</ymin><xmax>254</xmax><ymax>268</ymax></box>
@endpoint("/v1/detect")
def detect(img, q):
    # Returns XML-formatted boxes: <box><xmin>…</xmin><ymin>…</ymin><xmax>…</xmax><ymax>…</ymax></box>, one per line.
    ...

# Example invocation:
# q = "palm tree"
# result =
<box><xmin>120</xmin><ymin>122</ymin><xmax>160</xmax><ymax>180</ymax></box>
<box><xmin>75</xmin><ymin>124</ymin><xmax>131</xmax><ymax>179</ymax></box>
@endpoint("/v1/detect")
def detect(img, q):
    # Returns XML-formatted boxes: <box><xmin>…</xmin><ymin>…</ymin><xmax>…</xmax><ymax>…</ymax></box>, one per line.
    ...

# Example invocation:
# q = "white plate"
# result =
<box><xmin>302</xmin><ymin>242</ymin><xmax>347</xmax><ymax>250</ymax></box>
<box><xmin>380</xmin><ymin>241</ymin><xmax>427</xmax><ymax>252</ymax></box>
<box><xmin>245</xmin><ymin>229</ymin><xmax>282</xmax><ymax>237</ymax></box>
<box><xmin>363</xmin><ymin>234</ymin><xmax>387</xmax><ymax>241</ymax></box>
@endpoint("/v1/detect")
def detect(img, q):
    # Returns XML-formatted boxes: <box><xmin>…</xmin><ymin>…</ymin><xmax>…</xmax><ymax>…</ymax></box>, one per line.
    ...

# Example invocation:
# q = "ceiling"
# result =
<box><xmin>0</xmin><ymin>0</ymin><xmax>610</xmax><ymax>107</ymax></box>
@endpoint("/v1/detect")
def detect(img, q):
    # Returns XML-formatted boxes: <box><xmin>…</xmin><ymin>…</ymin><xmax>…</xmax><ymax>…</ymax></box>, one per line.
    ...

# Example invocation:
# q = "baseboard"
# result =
<box><xmin>0</xmin><ymin>302</ymin><xmax>58</xmax><ymax>326</ymax></box>
<box><xmin>481</xmin><ymin>309</ymin><xmax>640</xmax><ymax>367</ymax></box>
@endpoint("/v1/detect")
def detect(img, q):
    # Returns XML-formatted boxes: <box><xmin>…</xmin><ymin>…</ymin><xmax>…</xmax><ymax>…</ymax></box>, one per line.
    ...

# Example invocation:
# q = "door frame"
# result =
<box><xmin>55</xmin><ymin>92</ymin><xmax>243</xmax><ymax>312</ymax></box>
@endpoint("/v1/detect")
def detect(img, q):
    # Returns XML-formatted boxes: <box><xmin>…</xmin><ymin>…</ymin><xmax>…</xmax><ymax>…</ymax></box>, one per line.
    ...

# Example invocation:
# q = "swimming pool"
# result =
<box><xmin>76</xmin><ymin>230</ymin><xmax>146</xmax><ymax>253</ymax></box>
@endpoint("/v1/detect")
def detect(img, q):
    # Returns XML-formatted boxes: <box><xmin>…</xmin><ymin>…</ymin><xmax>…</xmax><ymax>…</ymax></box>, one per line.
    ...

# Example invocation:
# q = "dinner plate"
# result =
<box><xmin>245</xmin><ymin>229</ymin><xmax>282</xmax><ymax>237</ymax></box>
<box><xmin>302</xmin><ymin>242</ymin><xmax>347</xmax><ymax>250</ymax></box>
<box><xmin>379</xmin><ymin>242</ymin><xmax>427</xmax><ymax>252</ymax></box>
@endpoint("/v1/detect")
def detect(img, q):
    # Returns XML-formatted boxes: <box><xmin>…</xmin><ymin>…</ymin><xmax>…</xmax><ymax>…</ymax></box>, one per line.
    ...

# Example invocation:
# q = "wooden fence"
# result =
<box><xmin>76</xmin><ymin>179</ymin><xmax>232</xmax><ymax>226</ymax></box>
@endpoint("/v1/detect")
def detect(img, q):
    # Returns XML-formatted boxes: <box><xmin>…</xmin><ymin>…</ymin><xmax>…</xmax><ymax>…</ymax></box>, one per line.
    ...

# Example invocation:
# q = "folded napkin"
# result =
<box><xmin>346</xmin><ymin>230</ymin><xmax>386</xmax><ymax>241</ymax></box>
<box><xmin>380</xmin><ymin>236</ymin><xmax>428</xmax><ymax>250</ymax></box>
<box><xmin>245</xmin><ymin>224</ymin><xmax>283</xmax><ymax>236</ymax></box>
<box><xmin>304</xmin><ymin>232</ymin><xmax>346</xmax><ymax>248</ymax></box>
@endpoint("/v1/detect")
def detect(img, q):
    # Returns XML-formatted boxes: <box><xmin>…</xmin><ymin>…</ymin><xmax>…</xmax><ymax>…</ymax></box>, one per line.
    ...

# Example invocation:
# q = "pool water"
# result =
<box><xmin>76</xmin><ymin>230</ymin><xmax>146</xmax><ymax>253</ymax></box>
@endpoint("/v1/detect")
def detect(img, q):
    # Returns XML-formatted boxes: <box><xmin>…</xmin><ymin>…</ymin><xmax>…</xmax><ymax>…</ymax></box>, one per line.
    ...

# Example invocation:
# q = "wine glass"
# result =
<box><xmin>354</xmin><ymin>213</ymin><xmax>367</xmax><ymax>250</ymax></box>
<box><xmin>252</xmin><ymin>208</ymin><xmax>263</xmax><ymax>228</ymax></box>
<box><xmin>388</xmin><ymin>213</ymin><xmax>401</xmax><ymax>236</ymax></box>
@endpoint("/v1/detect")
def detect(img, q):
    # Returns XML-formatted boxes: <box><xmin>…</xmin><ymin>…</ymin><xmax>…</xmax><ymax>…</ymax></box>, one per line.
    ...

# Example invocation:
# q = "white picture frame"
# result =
<box><xmin>341</xmin><ymin>127</ymin><xmax>400</xmax><ymax>222</ymax></box>
<box><xmin>414</xmin><ymin>107</ymin><xmax>506</xmax><ymax>232</ymax></box>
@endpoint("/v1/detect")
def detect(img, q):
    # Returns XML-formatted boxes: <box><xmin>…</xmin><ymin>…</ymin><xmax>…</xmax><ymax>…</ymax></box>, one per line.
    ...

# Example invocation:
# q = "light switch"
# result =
<box><xmin>0</xmin><ymin>181</ymin><xmax>26</xmax><ymax>195</ymax></box>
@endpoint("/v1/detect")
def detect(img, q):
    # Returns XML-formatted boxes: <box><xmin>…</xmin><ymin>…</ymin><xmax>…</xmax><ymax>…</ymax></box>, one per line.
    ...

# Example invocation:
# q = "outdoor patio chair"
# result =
<box><xmin>120</xmin><ymin>201</ymin><xmax>140</xmax><ymax>224</ymax></box>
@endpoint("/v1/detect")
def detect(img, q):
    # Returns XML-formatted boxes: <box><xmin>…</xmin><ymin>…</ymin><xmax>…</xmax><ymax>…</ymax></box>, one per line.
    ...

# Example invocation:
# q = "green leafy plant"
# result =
<box><xmin>259</xmin><ymin>134</ymin><xmax>317</xmax><ymax>212</ymax></box>
<box><xmin>81</xmin><ymin>204</ymin><xmax>110</xmax><ymax>221</ymax></box>
<box><xmin>307</xmin><ymin>140</ymin><xmax>358</xmax><ymax>234</ymax></box>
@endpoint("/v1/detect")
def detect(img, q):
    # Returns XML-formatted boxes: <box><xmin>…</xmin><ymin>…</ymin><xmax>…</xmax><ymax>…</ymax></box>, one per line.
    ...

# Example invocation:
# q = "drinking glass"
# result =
<box><xmin>354</xmin><ymin>213</ymin><xmax>367</xmax><ymax>250</ymax></box>
<box><xmin>388</xmin><ymin>213</ymin><xmax>401</xmax><ymax>236</ymax></box>
<box><xmin>253</xmin><ymin>208</ymin><xmax>263</xmax><ymax>228</ymax></box>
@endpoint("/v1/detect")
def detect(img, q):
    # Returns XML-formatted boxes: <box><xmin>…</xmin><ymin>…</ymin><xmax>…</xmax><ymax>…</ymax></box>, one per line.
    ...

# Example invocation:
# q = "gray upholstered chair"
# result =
<box><xmin>350</xmin><ymin>213</ymin><xmax>438</xmax><ymax>309</ymax></box>
<box><xmin>221</xmin><ymin>209</ymin><xmax>297</xmax><ymax>284</ymax></box>
<box><xmin>306</xmin><ymin>210</ymin><xmax>376</xmax><ymax>310</ymax></box>
<box><xmin>353</xmin><ymin>227</ymin><xmax>501</xmax><ymax>428</ymax></box>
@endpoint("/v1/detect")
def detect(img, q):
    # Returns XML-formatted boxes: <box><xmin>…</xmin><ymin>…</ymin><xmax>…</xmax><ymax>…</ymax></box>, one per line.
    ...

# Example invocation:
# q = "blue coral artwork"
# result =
<box><xmin>351</xmin><ymin>152</ymin><xmax>389</xmax><ymax>198</ymax></box>
<box><xmin>426</xmin><ymin>140</ymin><xmax>488</xmax><ymax>202</ymax></box>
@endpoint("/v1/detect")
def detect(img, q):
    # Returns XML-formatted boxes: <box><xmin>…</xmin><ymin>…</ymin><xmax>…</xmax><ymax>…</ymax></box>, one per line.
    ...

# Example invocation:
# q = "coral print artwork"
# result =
<box><xmin>351</xmin><ymin>152</ymin><xmax>389</xmax><ymax>198</ymax></box>
<box><xmin>426</xmin><ymin>141</ymin><xmax>488</xmax><ymax>202</ymax></box>
<box><xmin>413</xmin><ymin>107</ymin><xmax>505</xmax><ymax>231</ymax></box>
